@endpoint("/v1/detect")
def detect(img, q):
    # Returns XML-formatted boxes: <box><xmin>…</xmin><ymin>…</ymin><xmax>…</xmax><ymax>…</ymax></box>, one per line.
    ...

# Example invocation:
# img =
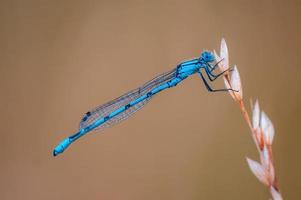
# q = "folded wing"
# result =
<box><xmin>79</xmin><ymin>68</ymin><xmax>177</xmax><ymax>132</ymax></box>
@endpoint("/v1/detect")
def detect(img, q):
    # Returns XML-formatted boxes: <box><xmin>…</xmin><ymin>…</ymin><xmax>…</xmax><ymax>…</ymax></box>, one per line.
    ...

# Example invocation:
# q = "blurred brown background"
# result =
<box><xmin>1</xmin><ymin>0</ymin><xmax>300</xmax><ymax>199</ymax></box>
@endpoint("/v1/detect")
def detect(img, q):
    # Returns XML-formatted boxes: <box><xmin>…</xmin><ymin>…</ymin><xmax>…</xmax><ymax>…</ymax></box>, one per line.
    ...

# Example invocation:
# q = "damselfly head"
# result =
<box><xmin>201</xmin><ymin>51</ymin><xmax>215</xmax><ymax>63</ymax></box>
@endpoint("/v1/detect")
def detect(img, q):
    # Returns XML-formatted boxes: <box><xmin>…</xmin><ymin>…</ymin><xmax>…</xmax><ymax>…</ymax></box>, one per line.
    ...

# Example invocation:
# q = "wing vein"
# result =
<box><xmin>79</xmin><ymin>68</ymin><xmax>177</xmax><ymax>131</ymax></box>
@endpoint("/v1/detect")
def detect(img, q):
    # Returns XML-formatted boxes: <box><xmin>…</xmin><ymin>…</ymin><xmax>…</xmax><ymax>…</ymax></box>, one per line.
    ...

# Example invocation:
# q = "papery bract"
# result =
<box><xmin>223</xmin><ymin>77</ymin><xmax>235</xmax><ymax>99</ymax></box>
<box><xmin>246</xmin><ymin>157</ymin><xmax>269</xmax><ymax>186</ymax></box>
<box><xmin>220</xmin><ymin>38</ymin><xmax>229</xmax><ymax>71</ymax></box>
<box><xmin>252</xmin><ymin>100</ymin><xmax>260</xmax><ymax>130</ymax></box>
<box><xmin>261</xmin><ymin>111</ymin><xmax>275</xmax><ymax>145</ymax></box>
<box><xmin>270</xmin><ymin>186</ymin><xmax>283</xmax><ymax>200</ymax></box>
<box><xmin>230</xmin><ymin>66</ymin><xmax>243</xmax><ymax>100</ymax></box>
<box><xmin>261</xmin><ymin>146</ymin><xmax>270</xmax><ymax>170</ymax></box>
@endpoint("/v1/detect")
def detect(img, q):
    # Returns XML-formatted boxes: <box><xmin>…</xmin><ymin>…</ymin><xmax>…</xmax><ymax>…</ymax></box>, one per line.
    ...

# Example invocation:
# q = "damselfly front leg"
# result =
<box><xmin>197</xmin><ymin>71</ymin><xmax>237</xmax><ymax>93</ymax></box>
<box><xmin>204</xmin><ymin>65</ymin><xmax>232</xmax><ymax>81</ymax></box>
<box><xmin>208</xmin><ymin>58</ymin><xmax>224</xmax><ymax>72</ymax></box>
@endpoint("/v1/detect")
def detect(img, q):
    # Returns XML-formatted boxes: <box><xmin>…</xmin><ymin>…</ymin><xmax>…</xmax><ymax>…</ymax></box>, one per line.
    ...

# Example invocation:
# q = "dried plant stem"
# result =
<box><xmin>237</xmin><ymin>100</ymin><xmax>260</xmax><ymax>151</ymax></box>
<box><xmin>223</xmin><ymin>64</ymin><xmax>282</xmax><ymax>199</ymax></box>
<box><xmin>215</xmin><ymin>38</ymin><xmax>283</xmax><ymax>199</ymax></box>
<box><xmin>239</xmin><ymin>99</ymin><xmax>279</xmax><ymax>191</ymax></box>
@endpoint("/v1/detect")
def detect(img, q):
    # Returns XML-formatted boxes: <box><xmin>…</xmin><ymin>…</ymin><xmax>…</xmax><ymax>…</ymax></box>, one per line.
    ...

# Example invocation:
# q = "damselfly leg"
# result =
<box><xmin>204</xmin><ymin>66</ymin><xmax>232</xmax><ymax>81</ymax></box>
<box><xmin>198</xmin><ymin>70</ymin><xmax>238</xmax><ymax>93</ymax></box>
<box><xmin>208</xmin><ymin>58</ymin><xmax>224</xmax><ymax>72</ymax></box>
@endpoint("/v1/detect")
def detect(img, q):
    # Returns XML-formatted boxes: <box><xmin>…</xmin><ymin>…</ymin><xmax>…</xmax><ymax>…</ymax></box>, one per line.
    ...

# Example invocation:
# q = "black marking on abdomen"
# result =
<box><xmin>175</xmin><ymin>65</ymin><xmax>181</xmax><ymax>77</ymax></box>
<box><xmin>146</xmin><ymin>92</ymin><xmax>152</xmax><ymax>97</ymax></box>
<box><xmin>104</xmin><ymin>116</ymin><xmax>110</xmax><ymax>121</ymax></box>
<box><xmin>167</xmin><ymin>81</ymin><xmax>171</xmax><ymax>88</ymax></box>
<box><xmin>125</xmin><ymin>104</ymin><xmax>131</xmax><ymax>109</ymax></box>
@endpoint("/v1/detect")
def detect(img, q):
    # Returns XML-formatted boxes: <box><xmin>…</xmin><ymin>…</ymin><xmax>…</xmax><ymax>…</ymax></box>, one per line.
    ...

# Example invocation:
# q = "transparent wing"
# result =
<box><xmin>79</xmin><ymin>68</ymin><xmax>177</xmax><ymax>131</ymax></box>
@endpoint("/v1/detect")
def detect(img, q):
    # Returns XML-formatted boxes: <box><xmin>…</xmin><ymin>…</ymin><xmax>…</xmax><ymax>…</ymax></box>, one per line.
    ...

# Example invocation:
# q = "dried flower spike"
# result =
<box><xmin>220</xmin><ymin>38</ymin><xmax>283</xmax><ymax>199</ymax></box>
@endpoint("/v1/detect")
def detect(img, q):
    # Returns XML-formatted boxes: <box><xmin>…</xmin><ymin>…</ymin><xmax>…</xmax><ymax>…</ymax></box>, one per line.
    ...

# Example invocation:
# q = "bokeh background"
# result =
<box><xmin>1</xmin><ymin>0</ymin><xmax>300</xmax><ymax>199</ymax></box>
